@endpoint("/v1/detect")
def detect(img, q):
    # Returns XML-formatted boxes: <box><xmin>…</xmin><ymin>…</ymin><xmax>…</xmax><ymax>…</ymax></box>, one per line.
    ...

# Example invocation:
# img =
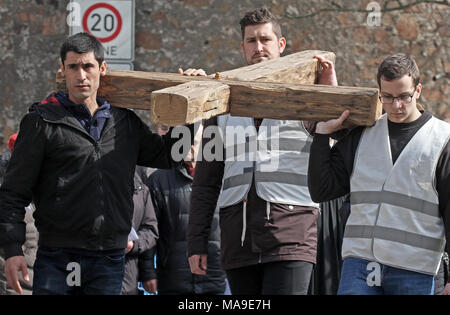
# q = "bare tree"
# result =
<box><xmin>285</xmin><ymin>0</ymin><xmax>449</xmax><ymax>19</ymax></box>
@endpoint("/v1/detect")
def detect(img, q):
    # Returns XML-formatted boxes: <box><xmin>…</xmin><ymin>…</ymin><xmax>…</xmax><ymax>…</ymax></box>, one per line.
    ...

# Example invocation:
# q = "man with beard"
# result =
<box><xmin>185</xmin><ymin>7</ymin><xmax>336</xmax><ymax>295</ymax></box>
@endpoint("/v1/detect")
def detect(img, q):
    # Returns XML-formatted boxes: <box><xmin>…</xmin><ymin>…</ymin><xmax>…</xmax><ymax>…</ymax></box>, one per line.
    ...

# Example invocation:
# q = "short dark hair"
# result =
<box><xmin>60</xmin><ymin>32</ymin><xmax>104</xmax><ymax>66</ymax></box>
<box><xmin>239</xmin><ymin>7</ymin><xmax>282</xmax><ymax>40</ymax></box>
<box><xmin>377</xmin><ymin>53</ymin><xmax>420</xmax><ymax>88</ymax></box>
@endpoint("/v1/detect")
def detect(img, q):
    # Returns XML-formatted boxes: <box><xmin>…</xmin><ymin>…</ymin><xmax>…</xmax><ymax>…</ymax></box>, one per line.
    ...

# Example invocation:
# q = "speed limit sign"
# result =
<box><xmin>69</xmin><ymin>0</ymin><xmax>135</xmax><ymax>62</ymax></box>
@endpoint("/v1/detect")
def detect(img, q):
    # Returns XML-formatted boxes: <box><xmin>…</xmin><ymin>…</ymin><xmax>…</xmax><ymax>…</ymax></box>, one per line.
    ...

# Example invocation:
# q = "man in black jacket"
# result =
<box><xmin>146</xmin><ymin>123</ymin><xmax>227</xmax><ymax>295</ymax></box>
<box><xmin>0</xmin><ymin>32</ymin><xmax>184</xmax><ymax>295</ymax></box>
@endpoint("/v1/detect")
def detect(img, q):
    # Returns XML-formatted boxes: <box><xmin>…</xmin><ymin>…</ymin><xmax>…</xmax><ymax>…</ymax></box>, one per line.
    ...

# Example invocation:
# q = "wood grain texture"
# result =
<box><xmin>56</xmin><ymin>69</ymin><xmax>211</xmax><ymax>110</ymax></box>
<box><xmin>226</xmin><ymin>82</ymin><xmax>382</xmax><ymax>126</ymax></box>
<box><xmin>55</xmin><ymin>50</ymin><xmax>381</xmax><ymax>126</ymax></box>
<box><xmin>55</xmin><ymin>50</ymin><xmax>334</xmax><ymax>110</ymax></box>
<box><xmin>215</xmin><ymin>50</ymin><xmax>336</xmax><ymax>84</ymax></box>
<box><xmin>149</xmin><ymin>78</ymin><xmax>381</xmax><ymax>126</ymax></box>
<box><xmin>150</xmin><ymin>81</ymin><xmax>230</xmax><ymax>125</ymax></box>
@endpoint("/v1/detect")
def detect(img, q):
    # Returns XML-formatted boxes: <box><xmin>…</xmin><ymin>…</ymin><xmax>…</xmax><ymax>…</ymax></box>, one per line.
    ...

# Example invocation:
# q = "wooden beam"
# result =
<box><xmin>149</xmin><ymin>50</ymin><xmax>380</xmax><ymax>126</ymax></box>
<box><xmin>215</xmin><ymin>50</ymin><xmax>335</xmax><ymax>84</ymax></box>
<box><xmin>150</xmin><ymin>80</ymin><xmax>381</xmax><ymax>126</ymax></box>
<box><xmin>149</xmin><ymin>50</ymin><xmax>341</xmax><ymax>125</ymax></box>
<box><xmin>227</xmin><ymin>82</ymin><xmax>382</xmax><ymax>126</ymax></box>
<box><xmin>55</xmin><ymin>69</ymin><xmax>210</xmax><ymax>110</ymax></box>
<box><xmin>55</xmin><ymin>50</ymin><xmax>382</xmax><ymax>126</ymax></box>
<box><xmin>55</xmin><ymin>50</ymin><xmax>334</xmax><ymax>110</ymax></box>
<box><xmin>150</xmin><ymin>81</ymin><xmax>230</xmax><ymax>125</ymax></box>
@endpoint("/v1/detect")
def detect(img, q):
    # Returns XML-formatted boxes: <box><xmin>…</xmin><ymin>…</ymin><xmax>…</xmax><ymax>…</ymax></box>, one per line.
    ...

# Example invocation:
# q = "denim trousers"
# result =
<box><xmin>32</xmin><ymin>247</ymin><xmax>125</xmax><ymax>295</ymax></box>
<box><xmin>338</xmin><ymin>257</ymin><xmax>434</xmax><ymax>295</ymax></box>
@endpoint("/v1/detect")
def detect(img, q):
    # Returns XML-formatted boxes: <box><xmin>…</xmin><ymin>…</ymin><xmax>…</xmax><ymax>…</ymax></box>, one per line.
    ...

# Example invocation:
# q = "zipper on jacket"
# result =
<box><xmin>93</xmin><ymin>141</ymin><xmax>101</xmax><ymax>160</ymax></box>
<box><xmin>94</xmin><ymin>140</ymin><xmax>106</xmax><ymax>245</ymax></box>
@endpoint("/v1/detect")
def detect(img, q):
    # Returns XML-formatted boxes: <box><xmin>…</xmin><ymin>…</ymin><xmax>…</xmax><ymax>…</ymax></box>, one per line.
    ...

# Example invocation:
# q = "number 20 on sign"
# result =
<box><xmin>67</xmin><ymin>1</ymin><xmax>135</xmax><ymax>62</ymax></box>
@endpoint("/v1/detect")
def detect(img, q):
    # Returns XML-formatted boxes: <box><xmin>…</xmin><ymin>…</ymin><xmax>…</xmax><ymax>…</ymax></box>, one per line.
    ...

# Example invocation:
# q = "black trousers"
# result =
<box><xmin>225</xmin><ymin>261</ymin><xmax>313</xmax><ymax>295</ymax></box>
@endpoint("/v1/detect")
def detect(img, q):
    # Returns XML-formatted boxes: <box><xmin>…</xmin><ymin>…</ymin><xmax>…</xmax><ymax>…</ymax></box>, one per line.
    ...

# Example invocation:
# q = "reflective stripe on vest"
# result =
<box><xmin>351</xmin><ymin>190</ymin><xmax>439</xmax><ymax>218</ymax></box>
<box><xmin>223</xmin><ymin>171</ymin><xmax>308</xmax><ymax>190</ymax></box>
<box><xmin>345</xmin><ymin>114</ymin><xmax>450</xmax><ymax>275</ymax></box>
<box><xmin>217</xmin><ymin>115</ymin><xmax>318</xmax><ymax>208</ymax></box>
<box><xmin>225</xmin><ymin>138</ymin><xmax>311</xmax><ymax>160</ymax></box>
<box><xmin>344</xmin><ymin>225</ymin><xmax>444</xmax><ymax>252</ymax></box>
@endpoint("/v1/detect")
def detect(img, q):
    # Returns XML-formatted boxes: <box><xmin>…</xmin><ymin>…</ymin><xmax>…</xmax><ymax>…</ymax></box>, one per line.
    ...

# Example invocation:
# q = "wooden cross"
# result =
<box><xmin>56</xmin><ymin>50</ymin><xmax>382</xmax><ymax>126</ymax></box>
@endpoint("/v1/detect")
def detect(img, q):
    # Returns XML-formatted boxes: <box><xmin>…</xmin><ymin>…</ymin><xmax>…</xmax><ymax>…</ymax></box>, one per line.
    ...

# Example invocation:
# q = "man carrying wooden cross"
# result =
<box><xmin>308</xmin><ymin>53</ymin><xmax>450</xmax><ymax>295</ymax></box>
<box><xmin>186</xmin><ymin>7</ymin><xmax>337</xmax><ymax>295</ymax></box>
<box><xmin>0</xmin><ymin>32</ymin><xmax>186</xmax><ymax>295</ymax></box>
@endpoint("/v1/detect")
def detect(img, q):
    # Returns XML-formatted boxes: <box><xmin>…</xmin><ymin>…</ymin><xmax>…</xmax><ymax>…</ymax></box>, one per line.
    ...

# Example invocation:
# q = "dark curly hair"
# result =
<box><xmin>377</xmin><ymin>53</ymin><xmax>420</xmax><ymax>88</ymax></box>
<box><xmin>239</xmin><ymin>7</ymin><xmax>282</xmax><ymax>40</ymax></box>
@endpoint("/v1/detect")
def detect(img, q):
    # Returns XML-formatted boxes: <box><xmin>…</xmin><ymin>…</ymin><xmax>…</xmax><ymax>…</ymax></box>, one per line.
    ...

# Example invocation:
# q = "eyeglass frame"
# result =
<box><xmin>378</xmin><ymin>86</ymin><xmax>418</xmax><ymax>105</ymax></box>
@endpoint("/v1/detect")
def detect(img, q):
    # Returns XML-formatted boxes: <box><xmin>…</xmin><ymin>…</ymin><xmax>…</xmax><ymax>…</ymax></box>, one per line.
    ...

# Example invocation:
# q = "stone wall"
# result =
<box><xmin>0</xmin><ymin>0</ymin><xmax>449</xmax><ymax>148</ymax></box>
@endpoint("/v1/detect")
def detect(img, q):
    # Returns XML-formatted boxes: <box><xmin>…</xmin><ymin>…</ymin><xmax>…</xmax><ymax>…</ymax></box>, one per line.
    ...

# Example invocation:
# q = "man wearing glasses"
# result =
<box><xmin>307</xmin><ymin>53</ymin><xmax>450</xmax><ymax>295</ymax></box>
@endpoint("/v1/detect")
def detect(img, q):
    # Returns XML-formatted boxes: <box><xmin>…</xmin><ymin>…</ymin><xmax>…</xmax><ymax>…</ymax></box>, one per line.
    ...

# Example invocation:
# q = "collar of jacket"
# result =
<box><xmin>55</xmin><ymin>92</ymin><xmax>110</xmax><ymax>119</ymax></box>
<box><xmin>29</xmin><ymin>91</ymin><xmax>126</xmax><ymax>140</ymax></box>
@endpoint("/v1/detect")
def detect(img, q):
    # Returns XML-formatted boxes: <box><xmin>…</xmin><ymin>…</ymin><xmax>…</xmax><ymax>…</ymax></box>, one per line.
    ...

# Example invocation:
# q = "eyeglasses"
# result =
<box><xmin>379</xmin><ymin>90</ymin><xmax>416</xmax><ymax>105</ymax></box>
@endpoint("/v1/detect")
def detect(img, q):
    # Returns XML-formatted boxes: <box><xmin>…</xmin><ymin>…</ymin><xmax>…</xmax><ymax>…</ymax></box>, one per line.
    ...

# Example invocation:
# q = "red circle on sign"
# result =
<box><xmin>82</xmin><ymin>3</ymin><xmax>122</xmax><ymax>43</ymax></box>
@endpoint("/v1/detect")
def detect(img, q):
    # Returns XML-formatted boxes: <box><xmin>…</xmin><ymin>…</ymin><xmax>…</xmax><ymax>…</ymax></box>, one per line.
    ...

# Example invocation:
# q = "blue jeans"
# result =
<box><xmin>338</xmin><ymin>257</ymin><xmax>434</xmax><ymax>295</ymax></box>
<box><xmin>33</xmin><ymin>247</ymin><xmax>125</xmax><ymax>295</ymax></box>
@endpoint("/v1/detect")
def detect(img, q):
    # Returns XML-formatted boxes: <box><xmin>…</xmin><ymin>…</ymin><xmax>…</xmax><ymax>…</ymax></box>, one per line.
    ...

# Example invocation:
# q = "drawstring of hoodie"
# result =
<box><xmin>240</xmin><ymin>198</ymin><xmax>271</xmax><ymax>247</ymax></box>
<box><xmin>241</xmin><ymin>198</ymin><xmax>247</xmax><ymax>247</ymax></box>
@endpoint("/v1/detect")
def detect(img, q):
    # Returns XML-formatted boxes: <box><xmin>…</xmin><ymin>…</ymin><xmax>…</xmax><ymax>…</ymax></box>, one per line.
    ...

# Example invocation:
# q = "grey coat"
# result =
<box><xmin>121</xmin><ymin>168</ymin><xmax>158</xmax><ymax>295</ymax></box>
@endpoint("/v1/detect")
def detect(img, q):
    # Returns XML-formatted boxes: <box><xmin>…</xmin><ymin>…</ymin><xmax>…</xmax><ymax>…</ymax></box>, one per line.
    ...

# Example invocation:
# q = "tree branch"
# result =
<box><xmin>285</xmin><ymin>0</ymin><xmax>450</xmax><ymax>20</ymax></box>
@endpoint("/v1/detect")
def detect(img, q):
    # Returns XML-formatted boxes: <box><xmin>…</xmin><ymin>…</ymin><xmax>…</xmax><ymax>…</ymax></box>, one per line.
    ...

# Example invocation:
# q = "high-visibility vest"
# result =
<box><xmin>216</xmin><ymin>115</ymin><xmax>319</xmax><ymax>209</ymax></box>
<box><xmin>344</xmin><ymin>114</ymin><xmax>450</xmax><ymax>275</ymax></box>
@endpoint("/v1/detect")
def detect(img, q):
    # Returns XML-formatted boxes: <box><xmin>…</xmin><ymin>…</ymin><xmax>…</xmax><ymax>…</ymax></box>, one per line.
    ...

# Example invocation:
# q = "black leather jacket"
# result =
<box><xmin>0</xmin><ymin>93</ymin><xmax>179</xmax><ymax>259</ymax></box>
<box><xmin>146</xmin><ymin>165</ymin><xmax>226</xmax><ymax>294</ymax></box>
